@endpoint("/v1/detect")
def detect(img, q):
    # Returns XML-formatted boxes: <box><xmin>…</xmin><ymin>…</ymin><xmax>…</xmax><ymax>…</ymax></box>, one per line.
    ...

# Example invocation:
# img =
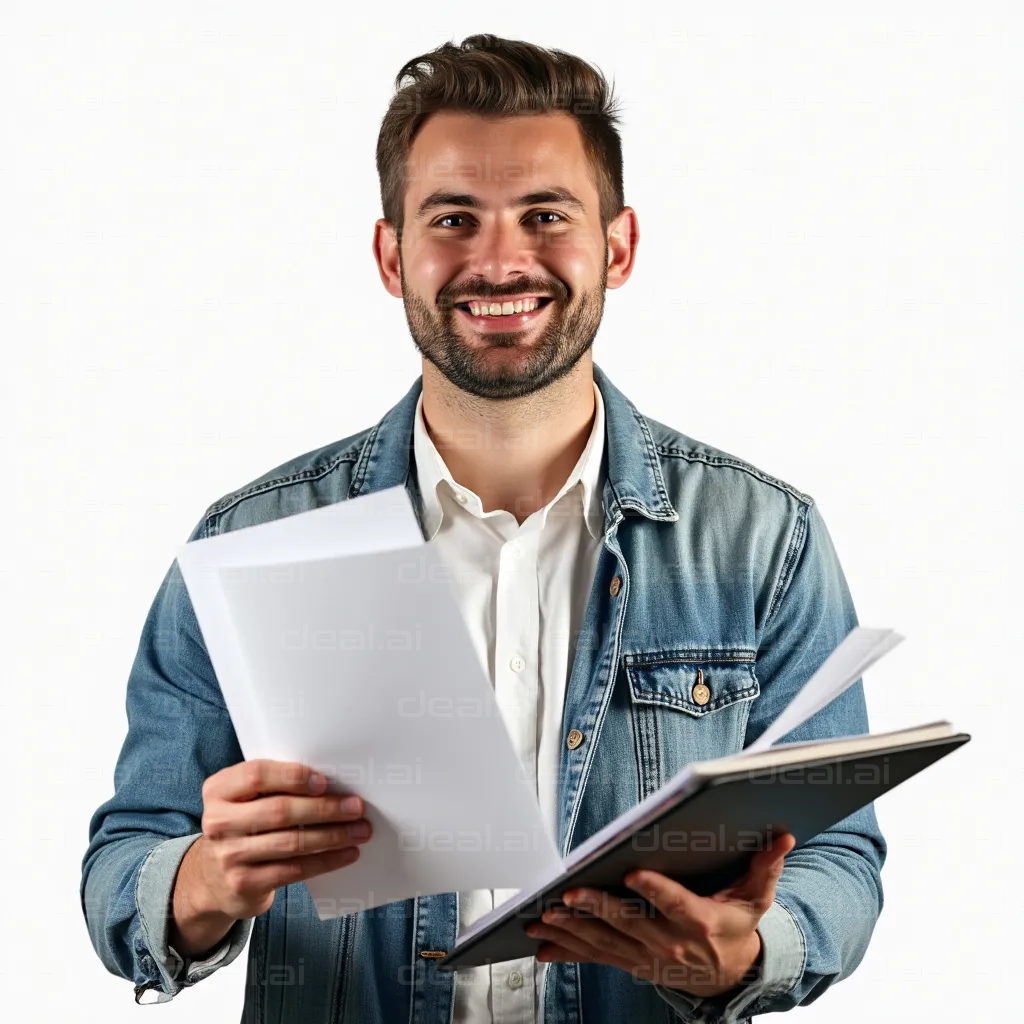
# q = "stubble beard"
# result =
<box><xmin>399</xmin><ymin>256</ymin><xmax>608</xmax><ymax>401</ymax></box>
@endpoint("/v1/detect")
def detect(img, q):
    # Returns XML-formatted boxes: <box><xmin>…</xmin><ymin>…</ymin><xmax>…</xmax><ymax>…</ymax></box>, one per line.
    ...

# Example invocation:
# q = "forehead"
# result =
<box><xmin>404</xmin><ymin>110</ymin><xmax>597</xmax><ymax>211</ymax></box>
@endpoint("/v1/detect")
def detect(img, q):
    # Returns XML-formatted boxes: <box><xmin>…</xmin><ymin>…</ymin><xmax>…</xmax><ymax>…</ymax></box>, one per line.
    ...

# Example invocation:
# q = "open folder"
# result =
<box><xmin>176</xmin><ymin>484</ymin><xmax>969</xmax><ymax>936</ymax></box>
<box><xmin>436</xmin><ymin>721</ymin><xmax>968</xmax><ymax>969</ymax></box>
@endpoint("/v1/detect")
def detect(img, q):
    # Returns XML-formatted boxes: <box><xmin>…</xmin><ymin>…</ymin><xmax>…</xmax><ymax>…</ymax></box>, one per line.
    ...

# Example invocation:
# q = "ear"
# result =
<box><xmin>373</xmin><ymin>218</ymin><xmax>404</xmax><ymax>299</ymax></box>
<box><xmin>605</xmin><ymin>206</ymin><xmax>639</xmax><ymax>290</ymax></box>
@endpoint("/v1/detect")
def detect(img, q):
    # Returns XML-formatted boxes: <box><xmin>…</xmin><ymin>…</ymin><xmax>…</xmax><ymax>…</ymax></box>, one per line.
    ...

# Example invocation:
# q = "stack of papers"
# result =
<box><xmin>177</xmin><ymin>485</ymin><xmax>562</xmax><ymax>919</ymax></box>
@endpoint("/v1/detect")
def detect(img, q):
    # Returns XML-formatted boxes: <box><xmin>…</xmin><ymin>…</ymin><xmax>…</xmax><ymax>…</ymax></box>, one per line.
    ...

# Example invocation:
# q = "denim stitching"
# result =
<box><xmin>654</xmin><ymin>444</ymin><xmax>814</xmax><ymax>506</ymax></box>
<box><xmin>624</xmin><ymin>649</ymin><xmax>757</xmax><ymax>666</ymax></box>
<box><xmin>563</xmin><ymin>523</ymin><xmax>630</xmax><ymax>856</ymax></box>
<box><xmin>763</xmin><ymin>504</ymin><xmax>810</xmax><ymax>632</ymax></box>
<box><xmin>624</xmin><ymin>661</ymin><xmax>759</xmax><ymax>714</ymax></box>
<box><xmin>203</xmin><ymin>451</ymin><xmax>363</xmax><ymax>520</ymax></box>
<box><xmin>628</xmin><ymin>686</ymin><xmax>759</xmax><ymax>715</ymax></box>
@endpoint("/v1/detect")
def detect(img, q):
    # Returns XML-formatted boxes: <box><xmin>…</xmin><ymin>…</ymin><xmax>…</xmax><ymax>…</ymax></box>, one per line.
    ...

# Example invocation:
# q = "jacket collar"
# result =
<box><xmin>412</xmin><ymin>380</ymin><xmax>606</xmax><ymax>541</ymax></box>
<box><xmin>348</xmin><ymin>363</ymin><xmax>679</xmax><ymax>533</ymax></box>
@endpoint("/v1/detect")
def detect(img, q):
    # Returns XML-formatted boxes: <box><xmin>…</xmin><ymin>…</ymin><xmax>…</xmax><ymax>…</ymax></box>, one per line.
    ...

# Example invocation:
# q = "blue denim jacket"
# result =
<box><xmin>81</xmin><ymin>364</ymin><xmax>885</xmax><ymax>1023</ymax></box>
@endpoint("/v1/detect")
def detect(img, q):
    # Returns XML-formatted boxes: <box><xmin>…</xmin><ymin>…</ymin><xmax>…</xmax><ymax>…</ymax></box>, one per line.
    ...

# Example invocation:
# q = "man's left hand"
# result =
<box><xmin>526</xmin><ymin>832</ymin><xmax>796</xmax><ymax>997</ymax></box>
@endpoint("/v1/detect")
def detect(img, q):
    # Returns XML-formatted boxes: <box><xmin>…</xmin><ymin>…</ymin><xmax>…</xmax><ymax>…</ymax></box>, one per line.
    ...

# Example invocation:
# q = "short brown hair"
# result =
<box><xmin>376</xmin><ymin>34</ymin><xmax>625</xmax><ymax>236</ymax></box>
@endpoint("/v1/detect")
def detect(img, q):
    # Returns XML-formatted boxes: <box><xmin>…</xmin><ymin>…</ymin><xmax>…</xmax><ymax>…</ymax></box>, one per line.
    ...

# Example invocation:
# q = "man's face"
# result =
<box><xmin>393</xmin><ymin>111</ymin><xmax>611</xmax><ymax>400</ymax></box>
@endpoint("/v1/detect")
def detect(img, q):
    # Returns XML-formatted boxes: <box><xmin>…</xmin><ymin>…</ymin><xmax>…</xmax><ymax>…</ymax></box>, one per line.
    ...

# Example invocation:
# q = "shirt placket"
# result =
<box><xmin>491</xmin><ymin>522</ymin><xmax>542</xmax><ymax>1022</ymax></box>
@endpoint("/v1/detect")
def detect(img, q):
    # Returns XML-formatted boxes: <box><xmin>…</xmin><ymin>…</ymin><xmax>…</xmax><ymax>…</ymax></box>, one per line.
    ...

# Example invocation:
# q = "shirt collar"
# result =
<box><xmin>348</xmin><ymin>364</ymin><xmax>678</xmax><ymax>533</ymax></box>
<box><xmin>413</xmin><ymin>381</ymin><xmax>606</xmax><ymax>542</ymax></box>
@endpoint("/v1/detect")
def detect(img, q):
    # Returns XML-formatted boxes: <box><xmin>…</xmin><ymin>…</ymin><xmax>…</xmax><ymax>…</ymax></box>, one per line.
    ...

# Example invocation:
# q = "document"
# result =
<box><xmin>435</xmin><ymin>632</ymin><xmax>973</xmax><ymax>970</ymax></box>
<box><xmin>177</xmin><ymin>485</ymin><xmax>562</xmax><ymax>919</ymax></box>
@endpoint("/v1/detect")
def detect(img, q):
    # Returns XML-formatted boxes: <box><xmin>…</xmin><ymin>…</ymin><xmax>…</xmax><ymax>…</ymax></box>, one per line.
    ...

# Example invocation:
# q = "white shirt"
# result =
<box><xmin>412</xmin><ymin>382</ymin><xmax>606</xmax><ymax>1024</ymax></box>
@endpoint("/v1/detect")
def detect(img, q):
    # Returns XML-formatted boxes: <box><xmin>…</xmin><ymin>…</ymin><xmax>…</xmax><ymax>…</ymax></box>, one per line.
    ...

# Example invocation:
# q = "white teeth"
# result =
<box><xmin>462</xmin><ymin>297</ymin><xmax>548</xmax><ymax>317</ymax></box>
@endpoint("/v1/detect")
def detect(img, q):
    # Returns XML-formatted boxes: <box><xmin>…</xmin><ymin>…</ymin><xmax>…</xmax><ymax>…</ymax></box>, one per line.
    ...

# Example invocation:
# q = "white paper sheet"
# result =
<box><xmin>745</xmin><ymin>626</ymin><xmax>904</xmax><ymax>752</ymax></box>
<box><xmin>176</xmin><ymin>486</ymin><xmax>561</xmax><ymax>918</ymax></box>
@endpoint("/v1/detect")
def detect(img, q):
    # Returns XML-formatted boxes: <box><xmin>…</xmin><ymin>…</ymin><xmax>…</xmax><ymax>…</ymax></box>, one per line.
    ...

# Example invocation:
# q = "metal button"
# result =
<box><xmin>509</xmin><ymin>654</ymin><xmax>526</xmax><ymax>673</ymax></box>
<box><xmin>609</xmin><ymin>575</ymin><xmax>622</xmax><ymax>597</ymax></box>
<box><xmin>508</xmin><ymin>970</ymin><xmax>524</xmax><ymax>989</ymax></box>
<box><xmin>566</xmin><ymin>729</ymin><xmax>584</xmax><ymax>750</ymax></box>
<box><xmin>691</xmin><ymin>668</ymin><xmax>711</xmax><ymax>706</ymax></box>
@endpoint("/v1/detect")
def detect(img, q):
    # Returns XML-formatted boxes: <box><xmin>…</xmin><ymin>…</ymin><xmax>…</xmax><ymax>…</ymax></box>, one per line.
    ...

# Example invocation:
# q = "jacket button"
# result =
<box><xmin>691</xmin><ymin>668</ymin><xmax>711</xmax><ymax>706</ymax></box>
<box><xmin>566</xmin><ymin>729</ymin><xmax>585</xmax><ymax>750</ymax></box>
<box><xmin>609</xmin><ymin>575</ymin><xmax>622</xmax><ymax>597</ymax></box>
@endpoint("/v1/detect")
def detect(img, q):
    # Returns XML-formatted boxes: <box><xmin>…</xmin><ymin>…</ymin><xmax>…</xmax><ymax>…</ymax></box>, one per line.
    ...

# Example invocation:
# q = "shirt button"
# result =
<box><xmin>509</xmin><ymin>654</ymin><xmax>526</xmax><ymax>673</ymax></box>
<box><xmin>510</xmin><ymin>541</ymin><xmax>523</xmax><ymax>559</ymax></box>
<box><xmin>566</xmin><ymin>729</ymin><xmax>584</xmax><ymax>750</ymax></box>
<box><xmin>692</xmin><ymin>668</ymin><xmax>711</xmax><ymax>706</ymax></box>
<box><xmin>609</xmin><ymin>575</ymin><xmax>622</xmax><ymax>597</ymax></box>
<box><xmin>455</xmin><ymin>492</ymin><xmax>468</xmax><ymax>505</ymax></box>
<box><xmin>508</xmin><ymin>970</ymin><xmax>524</xmax><ymax>990</ymax></box>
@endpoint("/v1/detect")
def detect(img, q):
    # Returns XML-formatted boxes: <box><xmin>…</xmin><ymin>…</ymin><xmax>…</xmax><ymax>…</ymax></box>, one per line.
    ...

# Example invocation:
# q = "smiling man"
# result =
<box><xmin>82</xmin><ymin>34</ymin><xmax>886</xmax><ymax>1024</ymax></box>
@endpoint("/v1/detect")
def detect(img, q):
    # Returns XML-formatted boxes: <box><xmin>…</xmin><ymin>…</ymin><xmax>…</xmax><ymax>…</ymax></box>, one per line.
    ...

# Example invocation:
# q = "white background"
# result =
<box><xmin>2</xmin><ymin>2</ymin><xmax>1019</xmax><ymax>1020</ymax></box>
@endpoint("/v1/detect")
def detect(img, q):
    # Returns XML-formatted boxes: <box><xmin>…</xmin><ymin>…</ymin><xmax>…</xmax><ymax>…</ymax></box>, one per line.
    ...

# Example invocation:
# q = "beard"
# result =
<box><xmin>399</xmin><ymin>255</ymin><xmax>608</xmax><ymax>401</ymax></box>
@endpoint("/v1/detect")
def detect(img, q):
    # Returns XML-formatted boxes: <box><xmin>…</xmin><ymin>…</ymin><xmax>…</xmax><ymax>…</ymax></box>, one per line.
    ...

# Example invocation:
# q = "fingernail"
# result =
<box><xmin>350</xmin><ymin>821</ymin><xmax>371</xmax><ymax>840</ymax></box>
<box><xmin>340</xmin><ymin>796</ymin><xmax>362</xmax><ymax>815</ymax></box>
<box><xmin>308</xmin><ymin>772</ymin><xmax>327</xmax><ymax>793</ymax></box>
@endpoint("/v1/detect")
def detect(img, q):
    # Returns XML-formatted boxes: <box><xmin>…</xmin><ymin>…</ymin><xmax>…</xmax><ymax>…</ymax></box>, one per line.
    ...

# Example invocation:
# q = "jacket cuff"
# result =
<box><xmin>653</xmin><ymin>899</ymin><xmax>806</xmax><ymax>1023</ymax></box>
<box><xmin>133</xmin><ymin>833</ymin><xmax>252</xmax><ymax>1004</ymax></box>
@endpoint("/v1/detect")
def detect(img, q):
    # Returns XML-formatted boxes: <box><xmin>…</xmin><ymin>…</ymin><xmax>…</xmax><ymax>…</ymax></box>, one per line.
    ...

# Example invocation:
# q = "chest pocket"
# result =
<box><xmin>623</xmin><ymin>651</ymin><xmax>759</xmax><ymax>798</ymax></box>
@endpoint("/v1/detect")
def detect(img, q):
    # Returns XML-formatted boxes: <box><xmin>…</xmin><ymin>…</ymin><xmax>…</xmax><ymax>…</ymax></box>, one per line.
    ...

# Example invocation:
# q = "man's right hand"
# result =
<box><xmin>169</xmin><ymin>760</ymin><xmax>371</xmax><ymax>958</ymax></box>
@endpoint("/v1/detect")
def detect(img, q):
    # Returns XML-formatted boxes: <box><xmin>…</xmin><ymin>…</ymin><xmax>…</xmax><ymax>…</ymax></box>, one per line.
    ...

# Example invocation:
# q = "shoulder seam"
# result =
<box><xmin>763</xmin><ymin>502</ymin><xmax>811</xmax><ymax>633</ymax></box>
<box><xmin>203</xmin><ymin>448</ymin><xmax>364</xmax><ymax>527</ymax></box>
<box><xmin>654</xmin><ymin>443</ymin><xmax>816</xmax><ymax>505</ymax></box>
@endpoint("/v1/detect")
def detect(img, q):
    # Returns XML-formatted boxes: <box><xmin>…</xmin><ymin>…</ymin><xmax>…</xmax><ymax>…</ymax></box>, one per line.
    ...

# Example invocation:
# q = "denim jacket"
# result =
<box><xmin>81</xmin><ymin>364</ymin><xmax>885</xmax><ymax>1023</ymax></box>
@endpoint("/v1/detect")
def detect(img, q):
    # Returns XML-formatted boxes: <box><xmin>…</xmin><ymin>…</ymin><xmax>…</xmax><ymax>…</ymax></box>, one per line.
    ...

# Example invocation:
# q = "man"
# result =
<box><xmin>81</xmin><ymin>34</ymin><xmax>885</xmax><ymax>1024</ymax></box>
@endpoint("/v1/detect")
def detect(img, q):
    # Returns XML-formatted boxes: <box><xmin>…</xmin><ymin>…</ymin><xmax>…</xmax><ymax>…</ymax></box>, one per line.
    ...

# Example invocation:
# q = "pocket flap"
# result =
<box><xmin>623</xmin><ymin>651</ymin><xmax>759</xmax><ymax>717</ymax></box>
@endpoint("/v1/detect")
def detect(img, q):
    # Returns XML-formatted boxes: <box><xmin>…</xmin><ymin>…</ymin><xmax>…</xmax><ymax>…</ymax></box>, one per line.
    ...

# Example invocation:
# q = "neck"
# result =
<box><xmin>420</xmin><ymin>354</ymin><xmax>597</xmax><ymax>524</ymax></box>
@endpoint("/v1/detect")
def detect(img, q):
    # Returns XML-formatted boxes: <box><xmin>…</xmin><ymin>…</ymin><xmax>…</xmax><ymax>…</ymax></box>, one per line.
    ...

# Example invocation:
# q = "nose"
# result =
<box><xmin>464</xmin><ymin>215</ymin><xmax>538</xmax><ymax>282</ymax></box>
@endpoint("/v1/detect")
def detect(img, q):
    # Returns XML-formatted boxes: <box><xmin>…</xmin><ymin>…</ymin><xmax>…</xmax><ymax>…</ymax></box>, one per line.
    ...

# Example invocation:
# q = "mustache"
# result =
<box><xmin>435</xmin><ymin>281</ymin><xmax>568</xmax><ymax>312</ymax></box>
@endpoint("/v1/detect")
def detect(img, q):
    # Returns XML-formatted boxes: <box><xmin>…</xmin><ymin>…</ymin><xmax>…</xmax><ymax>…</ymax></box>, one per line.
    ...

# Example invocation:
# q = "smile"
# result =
<box><xmin>453</xmin><ymin>296</ymin><xmax>555</xmax><ymax>330</ymax></box>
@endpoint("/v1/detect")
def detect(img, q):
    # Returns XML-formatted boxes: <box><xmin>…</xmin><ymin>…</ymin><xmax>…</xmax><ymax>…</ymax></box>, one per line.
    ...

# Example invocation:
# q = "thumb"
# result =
<box><xmin>738</xmin><ymin>832</ymin><xmax>796</xmax><ymax>913</ymax></box>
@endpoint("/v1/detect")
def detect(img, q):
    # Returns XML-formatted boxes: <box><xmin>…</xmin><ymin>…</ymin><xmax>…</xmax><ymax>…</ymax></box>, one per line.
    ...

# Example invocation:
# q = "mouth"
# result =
<box><xmin>452</xmin><ymin>296</ymin><xmax>556</xmax><ymax>331</ymax></box>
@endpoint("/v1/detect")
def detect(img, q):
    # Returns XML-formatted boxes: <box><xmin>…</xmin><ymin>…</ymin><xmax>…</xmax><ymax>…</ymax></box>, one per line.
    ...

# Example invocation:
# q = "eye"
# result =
<box><xmin>435</xmin><ymin>213</ymin><xmax>468</xmax><ymax>229</ymax></box>
<box><xmin>532</xmin><ymin>211</ymin><xmax>563</xmax><ymax>225</ymax></box>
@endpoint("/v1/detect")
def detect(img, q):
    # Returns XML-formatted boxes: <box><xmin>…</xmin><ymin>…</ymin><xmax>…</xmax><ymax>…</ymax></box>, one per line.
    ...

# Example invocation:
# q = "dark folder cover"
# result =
<box><xmin>437</xmin><ymin>726</ymin><xmax>969</xmax><ymax>970</ymax></box>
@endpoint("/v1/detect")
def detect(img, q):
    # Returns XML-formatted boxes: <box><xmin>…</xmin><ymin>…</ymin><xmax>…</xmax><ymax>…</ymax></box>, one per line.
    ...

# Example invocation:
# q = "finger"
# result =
<box><xmin>225</xmin><ymin>820</ymin><xmax>372</xmax><ymax>864</ymax></box>
<box><xmin>204</xmin><ymin>791</ymin><xmax>365</xmax><ymax>839</ymax></box>
<box><xmin>529</xmin><ymin>925</ymin><xmax>635</xmax><ymax>972</ymax></box>
<box><xmin>623</xmin><ymin>871</ymin><xmax>709</xmax><ymax>932</ymax></box>
<box><xmin>531</xmin><ymin>911</ymin><xmax>648</xmax><ymax>965</ymax></box>
<box><xmin>243</xmin><ymin>844</ymin><xmax>361</xmax><ymax>891</ymax></box>
<box><xmin>529</xmin><ymin>918</ymin><xmax>603</xmax><ymax>960</ymax></box>
<box><xmin>561</xmin><ymin>888</ymin><xmax>664</xmax><ymax>949</ymax></box>
<box><xmin>728</xmin><ymin>833</ymin><xmax>796</xmax><ymax>909</ymax></box>
<box><xmin>205</xmin><ymin>760</ymin><xmax>333</xmax><ymax>803</ymax></box>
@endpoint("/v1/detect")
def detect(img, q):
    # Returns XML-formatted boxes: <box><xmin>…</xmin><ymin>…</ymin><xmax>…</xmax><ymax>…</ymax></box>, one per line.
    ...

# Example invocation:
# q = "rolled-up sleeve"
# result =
<box><xmin>80</xmin><ymin>516</ymin><xmax>253</xmax><ymax>1002</ymax></box>
<box><xmin>655</xmin><ymin>499</ymin><xmax>886</xmax><ymax>1023</ymax></box>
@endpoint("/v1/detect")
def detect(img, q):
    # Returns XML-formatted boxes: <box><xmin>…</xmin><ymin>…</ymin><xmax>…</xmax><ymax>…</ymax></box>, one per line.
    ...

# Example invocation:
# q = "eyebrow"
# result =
<box><xmin>416</xmin><ymin>187</ymin><xmax>586</xmax><ymax>220</ymax></box>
